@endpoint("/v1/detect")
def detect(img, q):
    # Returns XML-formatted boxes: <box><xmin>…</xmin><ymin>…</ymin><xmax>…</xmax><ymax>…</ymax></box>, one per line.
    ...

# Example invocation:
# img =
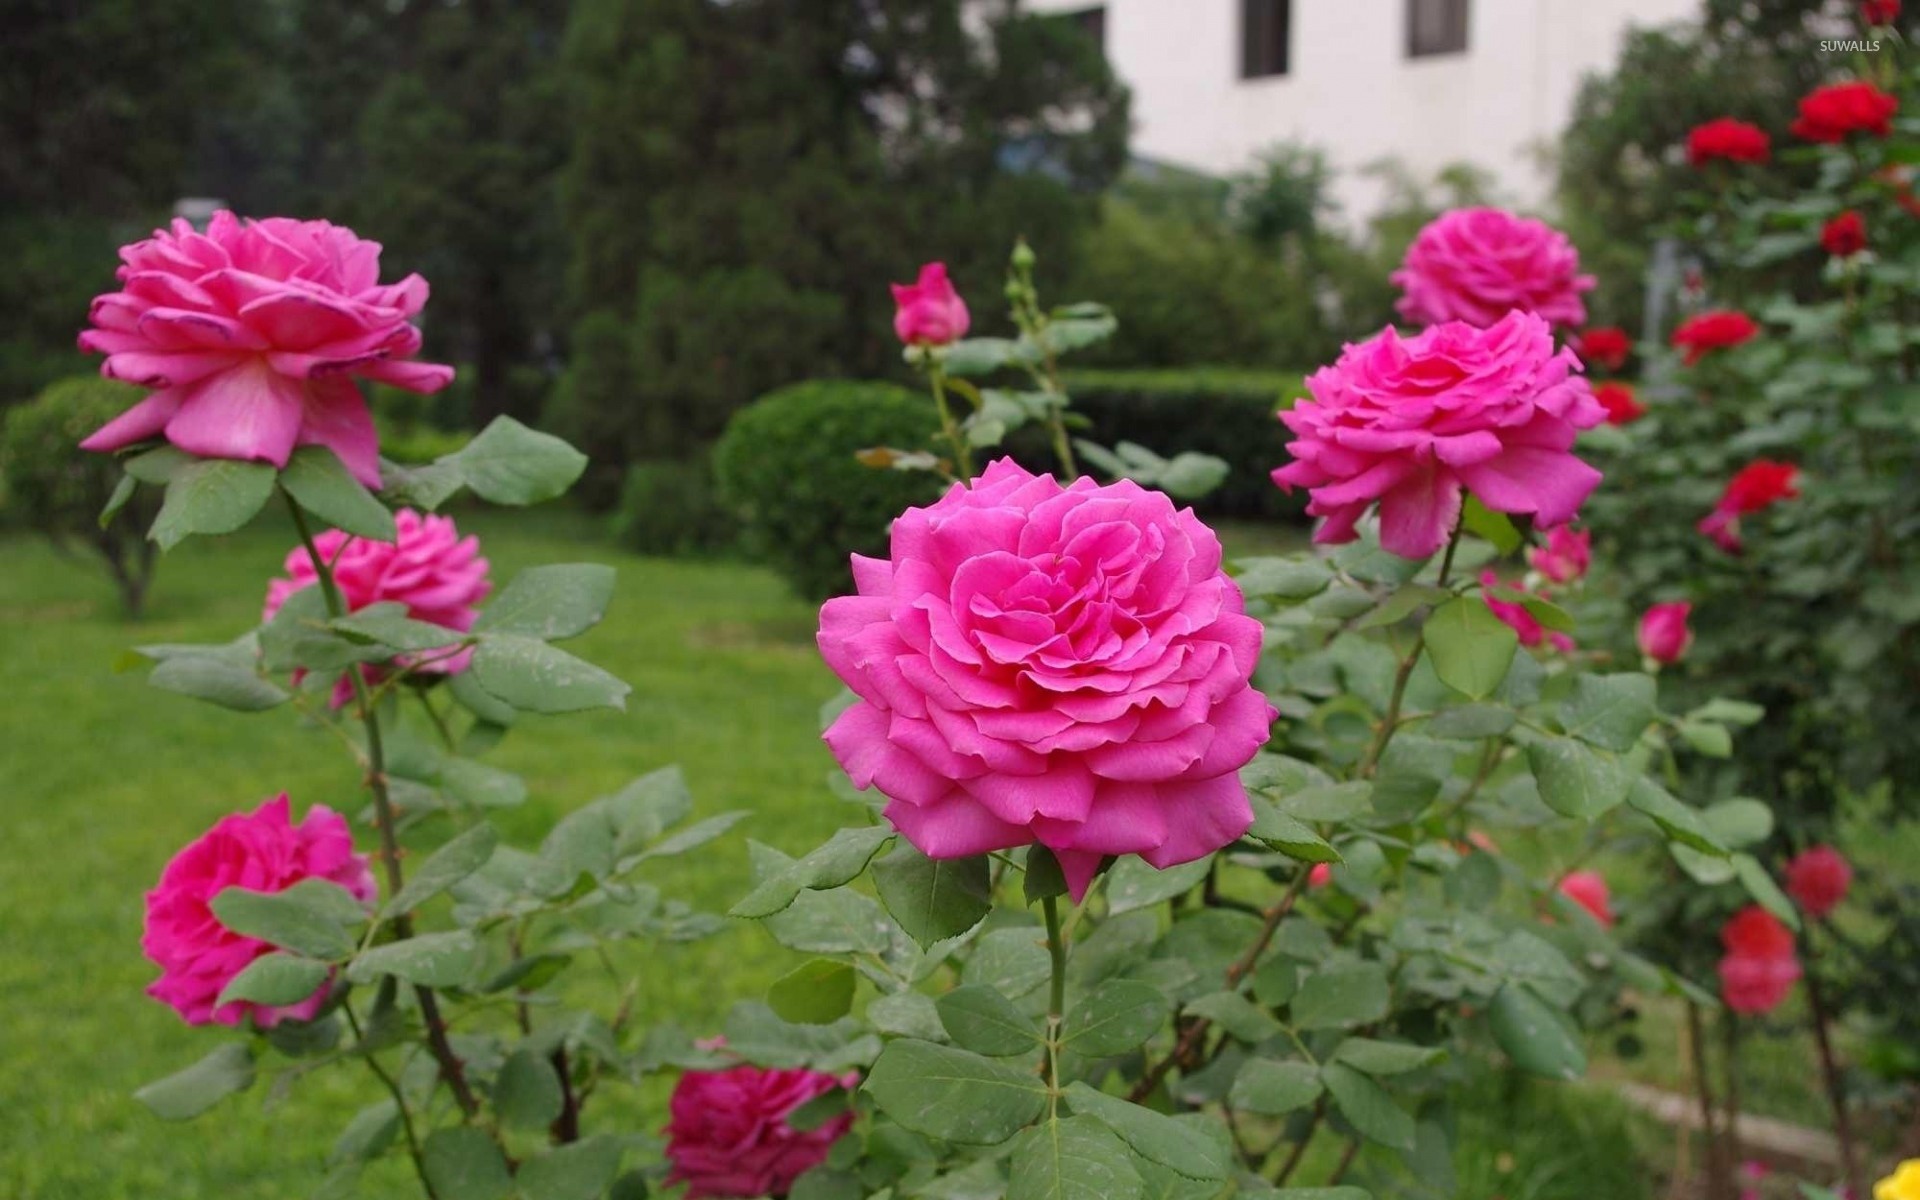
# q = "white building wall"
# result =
<box><xmin>1022</xmin><ymin>0</ymin><xmax>1701</xmax><ymax>219</ymax></box>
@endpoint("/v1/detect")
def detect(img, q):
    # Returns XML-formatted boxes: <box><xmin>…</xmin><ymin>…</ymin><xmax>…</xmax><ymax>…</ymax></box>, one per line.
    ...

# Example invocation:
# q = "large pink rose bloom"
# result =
<box><xmin>664</xmin><ymin>1064</ymin><xmax>858</xmax><ymax>1199</ymax></box>
<box><xmin>77</xmin><ymin>211</ymin><xmax>453</xmax><ymax>487</ymax></box>
<box><xmin>818</xmin><ymin>459</ymin><xmax>1273</xmax><ymax>900</ymax></box>
<box><xmin>143</xmin><ymin>794</ymin><xmax>375</xmax><ymax>1026</ymax></box>
<box><xmin>265</xmin><ymin>508</ymin><xmax>491</xmax><ymax>704</ymax></box>
<box><xmin>1393</xmin><ymin>207</ymin><xmax>1595</xmax><ymax>329</ymax></box>
<box><xmin>1273</xmin><ymin>312</ymin><xmax>1607</xmax><ymax>559</ymax></box>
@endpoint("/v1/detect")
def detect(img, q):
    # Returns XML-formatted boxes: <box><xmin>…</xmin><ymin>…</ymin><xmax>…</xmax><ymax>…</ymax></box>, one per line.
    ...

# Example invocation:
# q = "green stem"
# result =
<box><xmin>1041</xmin><ymin>893</ymin><xmax>1068</xmax><ymax>1109</ymax></box>
<box><xmin>344</xmin><ymin>1002</ymin><xmax>436</xmax><ymax>1198</ymax></box>
<box><xmin>1357</xmin><ymin>522</ymin><xmax>1464</xmax><ymax>779</ymax></box>
<box><xmin>928</xmin><ymin>364</ymin><xmax>974</xmax><ymax>479</ymax></box>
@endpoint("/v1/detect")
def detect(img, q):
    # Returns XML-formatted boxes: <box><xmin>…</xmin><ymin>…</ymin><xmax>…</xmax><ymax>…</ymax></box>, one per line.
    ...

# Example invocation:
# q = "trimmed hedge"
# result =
<box><xmin>1059</xmin><ymin>368</ymin><xmax>1306</xmax><ymax>520</ymax></box>
<box><xmin>611</xmin><ymin>456</ymin><xmax>740</xmax><ymax>560</ymax></box>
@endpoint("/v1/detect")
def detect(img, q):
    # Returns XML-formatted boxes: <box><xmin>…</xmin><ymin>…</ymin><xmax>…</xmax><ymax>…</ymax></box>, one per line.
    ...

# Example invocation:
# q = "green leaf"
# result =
<box><xmin>1734</xmin><ymin>854</ymin><xmax>1801</xmax><ymax>929</ymax></box>
<box><xmin>1677</xmin><ymin>720</ymin><xmax>1734</xmax><ymax>758</ymax></box>
<box><xmin>965</xmin><ymin>927</ymin><xmax>1053</xmax><ymax>997</ymax></box>
<box><xmin>937</xmin><ymin>985</ymin><xmax>1041</xmax><ymax>1055</ymax></box>
<box><xmin>868</xmin><ymin>991</ymin><xmax>946</xmax><ymax>1041</ymax></box>
<box><xmin>1234</xmin><ymin>556</ymin><xmax>1333</xmax><ymax>600</ymax></box>
<box><xmin>211</xmin><ymin>879</ymin><xmax>365</xmax><ymax>960</ymax></box>
<box><xmin>1322</xmin><ymin>1061</ymin><xmax>1416</xmax><ymax>1150</ymax></box>
<box><xmin>769</xmin><ymin>959</ymin><xmax>858</xmax><ymax>1025</ymax></box>
<box><xmin>100</xmin><ymin>471</ymin><xmax>138</xmax><ymax>529</ymax></box>
<box><xmin>279</xmin><ymin>447</ymin><xmax>395</xmax><ymax>541</ymax></box>
<box><xmin>1228</xmin><ymin>1058</ymin><xmax>1323</xmax><ymax>1115</ymax></box>
<box><xmin>1273</xmin><ymin>782</ymin><xmax>1372</xmax><ymax>822</ymax></box>
<box><xmin>1672</xmin><ymin>843</ymin><xmax>1739</xmax><ymax>885</ymax></box>
<box><xmin>378</xmin><ymin>457</ymin><xmax>465</xmax><ymax>511</ymax></box>
<box><xmin>471</xmin><ymin>634</ymin><xmax>630</xmax><ymax>714</ymax></box>
<box><xmin>1560</xmin><ymin>674</ymin><xmax>1658</xmax><ymax>753</ymax></box>
<box><xmin>1488</xmin><ymin>984</ymin><xmax>1585</xmax><ymax>1080</ymax></box>
<box><xmin>331</xmin><ymin>604</ymin><xmax>469</xmax><ymax>653</ymax></box>
<box><xmin>384</xmin><ymin>822</ymin><xmax>500</xmax><ymax>918</ymax></box>
<box><xmin>474</xmin><ymin>564</ymin><xmax>616</xmax><ymax>641</ymax></box>
<box><xmin>1704</xmin><ymin>799</ymin><xmax>1774</xmax><ymax>849</ymax></box>
<box><xmin>1247</xmin><ymin>799</ymin><xmax>1341</xmax><ymax>863</ymax></box>
<box><xmin>1330</xmin><ymin>1038</ymin><xmax>1444</xmax><ymax>1076</ymax></box>
<box><xmin>421</xmin><ymin>1127</ymin><xmax>512</xmax><ymax>1200</ymax></box>
<box><xmin>493</xmin><ymin>1046</ymin><xmax>564</xmax><ymax>1130</ymax></box>
<box><xmin>943</xmin><ymin>336</ymin><xmax>1041</xmax><ymax>378</ymax></box>
<box><xmin>863</xmin><ymin>1040</ymin><xmax>1048</xmax><ymax>1144</ymax></box>
<box><xmin>1008</xmin><ymin>1115</ymin><xmax>1144</xmax><ymax>1200</ymax></box>
<box><xmin>124</xmin><ymin>445</ymin><xmax>193</xmax><ymax>485</ymax></box>
<box><xmin>149</xmin><ymin>656</ymin><xmax>288</xmax><ymax>712</ymax></box>
<box><xmin>134</xmin><ymin>1044</ymin><xmax>254</xmax><ymax>1120</ymax></box>
<box><xmin>516</xmin><ymin>1136</ymin><xmax>624</xmax><ymax>1200</ymax></box>
<box><xmin>329</xmin><ymin>1101</ymin><xmax>399</xmax><ymax>1167</ymax></box>
<box><xmin>1290</xmin><ymin>962</ymin><xmax>1390</xmax><ymax>1031</ymax></box>
<box><xmin>1462</xmin><ymin>496</ymin><xmax>1521</xmax><ymax>554</ymax></box>
<box><xmin>1063</xmin><ymin>1082</ymin><xmax>1230</xmax><ymax>1181</ymax></box>
<box><xmin>1689</xmin><ymin>698</ymin><xmax>1764</xmax><ymax>726</ymax></box>
<box><xmin>1023</xmin><ymin>845</ymin><xmax>1070</xmax><ymax>905</ymax></box>
<box><xmin>215</xmin><ymin>952</ymin><xmax>329</xmax><ymax>1009</ymax></box>
<box><xmin>1425</xmin><ymin>704</ymin><xmax>1516</xmax><ymax>739</ymax></box>
<box><xmin>871</xmin><ymin>843</ymin><xmax>991</xmax><ymax>948</ymax></box>
<box><xmin>1527</xmin><ymin>737</ymin><xmax>1631</xmax><ymax>820</ymax></box>
<box><xmin>1424</xmin><ymin>598</ymin><xmax>1519</xmax><ymax>700</ymax></box>
<box><xmin>1065</xmin><ymin>979</ymin><xmax>1166</xmax><ymax>1056</ymax></box>
<box><xmin>1186</xmin><ymin>991</ymin><xmax>1281</xmax><ymax>1043</ymax></box>
<box><xmin>453</xmin><ymin>417</ymin><xmax>587</xmax><ymax>505</ymax></box>
<box><xmin>1104</xmin><ymin>856</ymin><xmax>1211</xmax><ymax>915</ymax></box>
<box><xmin>345</xmin><ymin>931</ymin><xmax>478</xmax><ymax>988</ymax></box>
<box><xmin>1356</xmin><ymin>584</ymin><xmax>1450</xmax><ymax>630</ymax></box>
<box><xmin>1626</xmin><ymin>780</ymin><xmax>1726</xmax><ymax>855</ymax></box>
<box><xmin>150</xmin><ymin>458</ymin><xmax>276</xmax><ymax>550</ymax></box>
<box><xmin>730</xmin><ymin>825</ymin><xmax>895</xmax><ymax>918</ymax></box>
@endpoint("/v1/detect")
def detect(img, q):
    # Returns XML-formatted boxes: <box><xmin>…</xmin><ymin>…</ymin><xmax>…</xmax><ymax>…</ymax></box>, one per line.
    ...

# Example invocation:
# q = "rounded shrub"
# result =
<box><xmin>713</xmin><ymin>380</ymin><xmax>941</xmax><ymax>601</ymax></box>
<box><xmin>611</xmin><ymin>456</ymin><xmax>739</xmax><ymax>559</ymax></box>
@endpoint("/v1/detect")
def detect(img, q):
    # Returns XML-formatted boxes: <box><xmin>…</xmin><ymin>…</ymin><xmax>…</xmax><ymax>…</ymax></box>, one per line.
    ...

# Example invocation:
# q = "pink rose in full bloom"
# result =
<box><xmin>1528</xmin><ymin>526</ymin><xmax>1590</xmax><ymax>586</ymax></box>
<box><xmin>1718</xmin><ymin>904</ymin><xmax>1801</xmax><ymax>1015</ymax></box>
<box><xmin>1273</xmin><ymin>312</ymin><xmax>1605</xmax><ymax>559</ymax></box>
<box><xmin>1785</xmin><ymin>845</ymin><xmax>1853</xmax><ymax>919</ymax></box>
<box><xmin>265</xmin><ymin>508</ymin><xmax>491</xmax><ymax>705</ymax></box>
<box><xmin>1698</xmin><ymin>460</ymin><xmax>1800</xmax><ymax>553</ymax></box>
<box><xmin>1558</xmin><ymin>871</ymin><xmax>1614</xmax><ymax>927</ymax></box>
<box><xmin>1636</xmin><ymin>602</ymin><xmax>1694</xmax><ymax>665</ymax></box>
<box><xmin>143</xmin><ymin>794</ymin><xmax>375</xmax><ymax>1026</ymax></box>
<box><xmin>1482</xmin><ymin>571</ymin><xmax>1574</xmax><ymax>653</ymax></box>
<box><xmin>1392</xmin><ymin>207</ymin><xmax>1595</xmax><ymax>329</ymax></box>
<box><xmin>890</xmin><ymin>262</ymin><xmax>970</xmax><ymax>347</ymax></box>
<box><xmin>77</xmin><ymin>211</ymin><xmax>452</xmax><ymax>487</ymax></box>
<box><xmin>664</xmin><ymin>1063</ymin><xmax>858</xmax><ymax>1198</ymax></box>
<box><xmin>818</xmin><ymin>459</ymin><xmax>1273</xmax><ymax>901</ymax></box>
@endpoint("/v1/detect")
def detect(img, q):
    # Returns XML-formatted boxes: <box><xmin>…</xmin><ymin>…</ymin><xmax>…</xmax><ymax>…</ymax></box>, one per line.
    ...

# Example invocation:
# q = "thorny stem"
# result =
<box><xmin>283</xmin><ymin>489</ymin><xmax>482</xmax><ymax>1122</ymax></box>
<box><xmin>1328</xmin><ymin>1137</ymin><xmax>1363</xmax><ymax>1184</ymax></box>
<box><xmin>344</xmin><ymin>1001</ymin><xmax>435</xmax><ymax>1199</ymax></box>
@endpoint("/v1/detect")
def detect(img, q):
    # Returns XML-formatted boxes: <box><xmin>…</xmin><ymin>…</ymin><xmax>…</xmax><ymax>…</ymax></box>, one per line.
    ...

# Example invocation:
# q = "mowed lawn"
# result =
<box><xmin>0</xmin><ymin>507</ymin><xmax>849</xmax><ymax>1199</ymax></box>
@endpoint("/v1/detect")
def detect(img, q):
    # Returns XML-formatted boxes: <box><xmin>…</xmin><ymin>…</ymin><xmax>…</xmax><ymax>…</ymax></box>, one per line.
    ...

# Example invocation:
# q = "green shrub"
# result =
<box><xmin>611</xmin><ymin>456</ymin><xmax>739</xmax><ymax>559</ymax></box>
<box><xmin>0</xmin><ymin>375</ymin><xmax>160</xmax><ymax>615</ymax></box>
<box><xmin>1058</xmin><ymin>368</ymin><xmax>1306</xmax><ymax>520</ymax></box>
<box><xmin>713</xmin><ymin>380</ymin><xmax>942</xmax><ymax>601</ymax></box>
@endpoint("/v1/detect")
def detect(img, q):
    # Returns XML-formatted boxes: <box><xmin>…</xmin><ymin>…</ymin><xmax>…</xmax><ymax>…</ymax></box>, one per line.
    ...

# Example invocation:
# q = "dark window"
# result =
<box><xmin>1068</xmin><ymin>5</ymin><xmax>1106</xmax><ymax>49</ymax></box>
<box><xmin>1407</xmin><ymin>0</ymin><xmax>1469</xmax><ymax>57</ymax></box>
<box><xmin>1241</xmin><ymin>0</ymin><xmax>1291</xmax><ymax>79</ymax></box>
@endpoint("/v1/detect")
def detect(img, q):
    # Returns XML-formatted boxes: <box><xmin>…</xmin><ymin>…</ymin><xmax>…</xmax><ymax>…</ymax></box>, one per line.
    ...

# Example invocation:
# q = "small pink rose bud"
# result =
<box><xmin>1637</xmin><ymin>601</ymin><xmax>1693</xmax><ymax>665</ymax></box>
<box><xmin>1558</xmin><ymin>870</ymin><xmax>1614</xmax><ymax>927</ymax></box>
<box><xmin>1307</xmin><ymin>862</ymin><xmax>1333</xmax><ymax>889</ymax></box>
<box><xmin>1527</xmin><ymin>526</ymin><xmax>1591</xmax><ymax>586</ymax></box>
<box><xmin>890</xmin><ymin>262</ymin><xmax>970</xmax><ymax>347</ymax></box>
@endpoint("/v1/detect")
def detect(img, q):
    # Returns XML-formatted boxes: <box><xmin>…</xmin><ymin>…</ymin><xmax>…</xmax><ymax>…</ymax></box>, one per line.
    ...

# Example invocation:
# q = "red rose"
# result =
<box><xmin>1785</xmin><ymin>845</ymin><xmax>1853</xmax><ymax>919</ymax></box>
<box><xmin>1593</xmin><ymin>381</ymin><xmax>1646</xmax><ymax>425</ymax></box>
<box><xmin>1574</xmin><ymin>326</ymin><xmax>1632</xmax><ymax>372</ymax></box>
<box><xmin>1862</xmin><ymin>0</ymin><xmax>1900</xmax><ymax>25</ymax></box>
<box><xmin>1718</xmin><ymin>905</ymin><xmax>1801</xmax><ymax>1015</ymax></box>
<box><xmin>1686</xmin><ymin>118</ymin><xmax>1772</xmax><ymax>166</ymax></box>
<box><xmin>664</xmin><ymin>1063</ymin><xmax>859</xmax><ymax>1198</ymax></box>
<box><xmin>1671</xmin><ymin>310</ymin><xmax>1758</xmax><ymax>365</ymax></box>
<box><xmin>1790</xmin><ymin>81</ymin><xmax>1898</xmax><ymax>143</ymax></box>
<box><xmin>1821</xmin><ymin>210</ymin><xmax>1866</xmax><ymax>258</ymax></box>
<box><xmin>1698</xmin><ymin>459</ymin><xmax>1801</xmax><ymax>553</ymax></box>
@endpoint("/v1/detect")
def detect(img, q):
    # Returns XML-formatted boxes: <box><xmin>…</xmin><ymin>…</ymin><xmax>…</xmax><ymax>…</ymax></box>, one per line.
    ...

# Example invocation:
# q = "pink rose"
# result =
<box><xmin>890</xmin><ymin>262</ymin><xmax>970</xmax><ymax>347</ymax></box>
<box><xmin>1272</xmin><ymin>312</ymin><xmax>1606</xmax><ymax>560</ymax></box>
<box><xmin>1307</xmin><ymin>862</ymin><xmax>1334</xmax><ymax>889</ymax></box>
<box><xmin>264</xmin><ymin>508</ymin><xmax>491</xmax><ymax>705</ymax></box>
<box><xmin>1482</xmin><ymin>572</ymin><xmax>1574</xmax><ymax>653</ymax></box>
<box><xmin>1636</xmin><ymin>602</ymin><xmax>1694</xmax><ymax>665</ymax></box>
<box><xmin>142</xmin><ymin>794</ymin><xmax>375</xmax><ymax>1026</ymax></box>
<box><xmin>1785</xmin><ymin>845</ymin><xmax>1852</xmax><ymax>919</ymax></box>
<box><xmin>818</xmin><ymin>459</ymin><xmax>1273</xmax><ymax>901</ymax></box>
<box><xmin>77</xmin><ymin>211</ymin><xmax>452</xmax><ymax>487</ymax></box>
<box><xmin>1557</xmin><ymin>870</ymin><xmax>1614</xmax><ymax>927</ymax></box>
<box><xmin>1718</xmin><ymin>905</ymin><xmax>1801</xmax><ymax>1015</ymax></box>
<box><xmin>1527</xmin><ymin>526</ymin><xmax>1590</xmax><ymax>586</ymax></box>
<box><xmin>1392</xmin><ymin>207</ymin><xmax>1595</xmax><ymax>329</ymax></box>
<box><xmin>664</xmin><ymin>1064</ymin><xmax>858</xmax><ymax>1199</ymax></box>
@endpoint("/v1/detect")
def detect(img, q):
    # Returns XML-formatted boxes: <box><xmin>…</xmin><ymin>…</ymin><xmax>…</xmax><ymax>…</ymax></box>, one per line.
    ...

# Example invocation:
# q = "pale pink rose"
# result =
<box><xmin>142</xmin><ymin>794</ymin><xmax>375</xmax><ymax>1026</ymax></box>
<box><xmin>77</xmin><ymin>211</ymin><xmax>452</xmax><ymax>487</ymax></box>
<box><xmin>818</xmin><ymin>458</ymin><xmax>1274</xmax><ymax>901</ymax></box>
<box><xmin>1785</xmin><ymin>845</ymin><xmax>1852</xmax><ymax>919</ymax></box>
<box><xmin>1482</xmin><ymin>571</ymin><xmax>1574</xmax><ymax>653</ymax></box>
<box><xmin>1393</xmin><ymin>207</ymin><xmax>1595</xmax><ymax>329</ymax></box>
<box><xmin>1636</xmin><ymin>602</ymin><xmax>1694</xmax><ymax>665</ymax></box>
<box><xmin>1272</xmin><ymin>312</ymin><xmax>1606</xmax><ymax>559</ymax></box>
<box><xmin>264</xmin><ymin>508</ymin><xmax>490</xmax><ymax>705</ymax></box>
<box><xmin>664</xmin><ymin>1064</ymin><xmax>858</xmax><ymax>1199</ymax></box>
<box><xmin>1528</xmin><ymin>526</ymin><xmax>1590</xmax><ymax>585</ymax></box>
<box><xmin>1558</xmin><ymin>870</ymin><xmax>1614</xmax><ymax>927</ymax></box>
<box><xmin>890</xmin><ymin>262</ymin><xmax>970</xmax><ymax>347</ymax></box>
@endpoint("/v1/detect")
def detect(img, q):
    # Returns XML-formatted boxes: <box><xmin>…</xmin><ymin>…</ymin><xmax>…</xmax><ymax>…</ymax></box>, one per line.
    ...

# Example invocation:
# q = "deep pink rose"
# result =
<box><xmin>77</xmin><ymin>211</ymin><xmax>452</xmax><ymax>487</ymax></box>
<box><xmin>1527</xmin><ymin>526</ymin><xmax>1590</xmax><ymax>586</ymax></box>
<box><xmin>664</xmin><ymin>1064</ymin><xmax>858</xmax><ymax>1198</ymax></box>
<box><xmin>142</xmin><ymin>794</ymin><xmax>375</xmax><ymax>1026</ymax></box>
<box><xmin>1718</xmin><ymin>904</ymin><xmax>1800</xmax><ymax>1015</ymax></box>
<box><xmin>1785</xmin><ymin>845</ymin><xmax>1852</xmax><ymax>919</ymax></box>
<box><xmin>264</xmin><ymin>508</ymin><xmax>490</xmax><ymax>705</ymax></box>
<box><xmin>818</xmin><ymin>458</ymin><xmax>1273</xmax><ymax>901</ymax></box>
<box><xmin>1558</xmin><ymin>870</ymin><xmax>1614</xmax><ymax>927</ymax></box>
<box><xmin>1482</xmin><ymin>571</ymin><xmax>1574</xmax><ymax>653</ymax></box>
<box><xmin>1636</xmin><ymin>601</ymin><xmax>1694</xmax><ymax>665</ymax></box>
<box><xmin>1274</xmin><ymin>312</ymin><xmax>1605</xmax><ymax>559</ymax></box>
<box><xmin>1392</xmin><ymin>207</ymin><xmax>1595</xmax><ymax>329</ymax></box>
<box><xmin>890</xmin><ymin>262</ymin><xmax>970</xmax><ymax>347</ymax></box>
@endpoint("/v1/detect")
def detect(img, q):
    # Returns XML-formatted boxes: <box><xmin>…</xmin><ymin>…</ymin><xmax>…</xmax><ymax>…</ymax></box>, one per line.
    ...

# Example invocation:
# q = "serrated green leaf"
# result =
<box><xmin>1527</xmin><ymin>736</ymin><xmax>1631</xmax><ymax>819</ymax></box>
<box><xmin>149</xmin><ymin>656</ymin><xmax>288</xmax><ymax>712</ymax></box>
<box><xmin>1186</xmin><ymin>991</ymin><xmax>1281</xmax><ymax>1043</ymax></box>
<box><xmin>769</xmin><ymin>959</ymin><xmax>858</xmax><ymax>1025</ymax></box>
<box><xmin>1356</xmin><ymin>584</ymin><xmax>1450</xmax><ymax>630</ymax></box>
<box><xmin>1104</xmin><ymin>855</ymin><xmax>1211</xmax><ymax>915</ymax></box>
<box><xmin>346</xmin><ymin>931</ymin><xmax>478</xmax><ymax>988</ymax></box>
<box><xmin>937</xmin><ymin>985</ymin><xmax>1040</xmax><ymax>1055</ymax></box>
<box><xmin>493</xmin><ymin>1046</ymin><xmax>564</xmax><ymax>1130</ymax></box>
<box><xmin>1290</xmin><ymin>962</ymin><xmax>1389</xmax><ymax>1030</ymax></box>
<box><xmin>1009</xmin><ymin>1115</ymin><xmax>1144</xmax><ymax>1200</ymax></box>
<box><xmin>215</xmin><ymin>952</ymin><xmax>329</xmax><ymax>1009</ymax></box>
<box><xmin>1247</xmin><ymin>799</ymin><xmax>1341</xmax><ymax>863</ymax></box>
<box><xmin>731</xmin><ymin>825</ymin><xmax>895</xmax><ymax>918</ymax></box>
<box><xmin>279</xmin><ymin>447</ymin><xmax>395</xmax><ymax>541</ymax></box>
<box><xmin>516</xmin><ymin>1136</ymin><xmax>624</xmax><ymax>1200</ymax></box>
<box><xmin>1322</xmin><ymin>1061</ymin><xmax>1416</xmax><ymax>1150</ymax></box>
<box><xmin>134</xmin><ymin>1044</ymin><xmax>255</xmax><ymax>1120</ymax></box>
<box><xmin>1065</xmin><ymin>979</ymin><xmax>1166</xmax><ymax>1056</ymax></box>
<box><xmin>1488</xmin><ymin>983</ymin><xmax>1585</xmax><ymax>1080</ymax></box>
<box><xmin>150</xmin><ymin>459</ymin><xmax>276</xmax><ymax>550</ymax></box>
<box><xmin>474</xmin><ymin>564</ymin><xmax>616</xmax><ymax>640</ymax></box>
<box><xmin>1064</xmin><ymin>1083</ymin><xmax>1231</xmax><ymax>1181</ymax></box>
<box><xmin>1228</xmin><ymin>1058</ymin><xmax>1323</xmax><ymax>1115</ymax></box>
<box><xmin>1425</xmin><ymin>598</ymin><xmax>1519</xmax><ymax>700</ymax></box>
<box><xmin>384</xmin><ymin>822</ymin><xmax>499</xmax><ymax>918</ymax></box>
<box><xmin>471</xmin><ymin>634</ymin><xmax>629</xmax><ymax>714</ymax></box>
<box><xmin>453</xmin><ymin>417</ymin><xmax>586</xmax><ymax>505</ymax></box>
<box><xmin>211</xmin><ymin>879</ymin><xmax>364</xmax><ymax>960</ymax></box>
<box><xmin>1625</xmin><ymin>780</ymin><xmax>1725</xmax><ymax>855</ymax></box>
<box><xmin>421</xmin><ymin>1127</ymin><xmax>511</xmax><ymax>1200</ymax></box>
<box><xmin>863</xmin><ymin>1040</ymin><xmax>1048</xmax><ymax>1144</ymax></box>
<box><xmin>1330</xmin><ymin>1038</ymin><xmax>1444</xmax><ymax>1076</ymax></box>
<box><xmin>871</xmin><ymin>844</ymin><xmax>991</xmax><ymax>948</ymax></box>
<box><xmin>1560</xmin><ymin>674</ymin><xmax>1658</xmax><ymax>753</ymax></box>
